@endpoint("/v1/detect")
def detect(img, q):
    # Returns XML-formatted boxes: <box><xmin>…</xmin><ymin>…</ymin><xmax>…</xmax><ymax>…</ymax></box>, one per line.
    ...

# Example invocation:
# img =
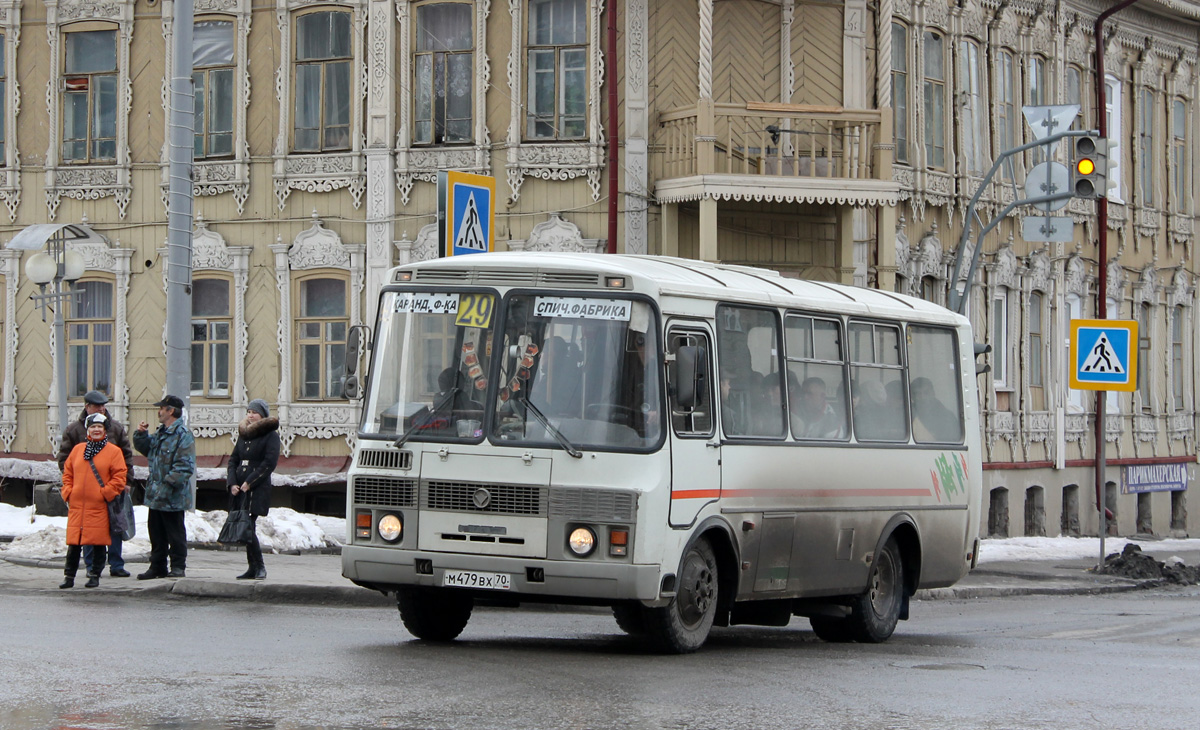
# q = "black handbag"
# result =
<box><xmin>218</xmin><ymin>494</ymin><xmax>256</xmax><ymax>545</ymax></box>
<box><xmin>90</xmin><ymin>459</ymin><xmax>131</xmax><ymax>539</ymax></box>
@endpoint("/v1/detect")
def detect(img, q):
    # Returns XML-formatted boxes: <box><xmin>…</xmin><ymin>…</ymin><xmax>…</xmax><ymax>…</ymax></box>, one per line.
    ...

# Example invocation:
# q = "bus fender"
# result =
<box><xmin>868</xmin><ymin>513</ymin><xmax>923</xmax><ymax>618</ymax></box>
<box><xmin>641</xmin><ymin>517</ymin><xmax>740</xmax><ymax>624</ymax></box>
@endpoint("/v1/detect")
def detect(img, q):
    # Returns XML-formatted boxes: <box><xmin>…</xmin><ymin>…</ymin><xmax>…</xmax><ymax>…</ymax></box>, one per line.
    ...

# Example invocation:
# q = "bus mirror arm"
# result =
<box><xmin>341</xmin><ymin>325</ymin><xmax>372</xmax><ymax>400</ymax></box>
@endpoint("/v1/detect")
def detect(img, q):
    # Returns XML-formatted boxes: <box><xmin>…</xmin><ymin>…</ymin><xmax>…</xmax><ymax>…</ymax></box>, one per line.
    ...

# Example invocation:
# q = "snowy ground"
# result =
<box><xmin>0</xmin><ymin>503</ymin><xmax>345</xmax><ymax>559</ymax></box>
<box><xmin>4</xmin><ymin>500</ymin><xmax>1199</xmax><ymax>563</ymax></box>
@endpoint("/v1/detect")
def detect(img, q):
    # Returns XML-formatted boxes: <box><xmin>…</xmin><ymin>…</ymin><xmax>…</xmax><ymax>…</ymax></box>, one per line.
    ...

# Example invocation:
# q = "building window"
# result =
<box><xmin>1066</xmin><ymin>294</ymin><xmax>1084</xmax><ymax>412</ymax></box>
<box><xmin>193</xmin><ymin>19</ymin><xmax>235</xmax><ymax>159</ymax></box>
<box><xmin>1139</xmin><ymin>88</ymin><xmax>1155</xmax><ymax>207</ymax></box>
<box><xmin>293</xmin><ymin>10</ymin><xmax>352</xmax><ymax>153</ymax></box>
<box><xmin>1066</xmin><ymin>66</ymin><xmax>1082</xmax><ymax>115</ymax></box>
<box><xmin>191</xmin><ymin>278</ymin><xmax>231</xmax><ymax>398</ymax></box>
<box><xmin>993</xmin><ymin>288</ymin><xmax>1008</xmax><ymax>389</ymax></box>
<box><xmin>995</xmin><ymin>50</ymin><xmax>1016</xmax><ymax>177</ymax></box>
<box><xmin>1028</xmin><ymin>56</ymin><xmax>1047</xmax><ymax>163</ymax></box>
<box><xmin>67</xmin><ymin>280</ymin><xmax>114</xmax><ymax>397</ymax></box>
<box><xmin>296</xmin><ymin>277</ymin><xmax>348</xmax><ymax>400</ymax></box>
<box><xmin>1029</xmin><ymin>292</ymin><xmax>1044</xmax><ymax>388</ymax></box>
<box><xmin>526</xmin><ymin>0</ymin><xmax>586</xmax><ymax>140</ymax></box>
<box><xmin>959</xmin><ymin>39</ymin><xmax>986</xmax><ymax>176</ymax></box>
<box><xmin>1172</xmin><ymin>98</ymin><xmax>1188</xmax><ymax>212</ymax></box>
<box><xmin>1138</xmin><ymin>302</ymin><xmax>1152</xmax><ymax>410</ymax></box>
<box><xmin>62</xmin><ymin>29</ymin><xmax>118</xmax><ymax>163</ymax></box>
<box><xmin>920</xmin><ymin>275</ymin><xmax>940</xmax><ymax>304</ymax></box>
<box><xmin>1172</xmin><ymin>306</ymin><xmax>1186</xmax><ymax>411</ymax></box>
<box><xmin>922</xmin><ymin>31</ymin><xmax>945</xmax><ymax>170</ymax></box>
<box><xmin>891</xmin><ymin>22</ymin><xmax>908</xmax><ymax>165</ymax></box>
<box><xmin>1106</xmin><ymin>74</ymin><xmax>1124</xmax><ymax>203</ymax></box>
<box><xmin>414</xmin><ymin>2</ymin><xmax>473</xmax><ymax>145</ymax></box>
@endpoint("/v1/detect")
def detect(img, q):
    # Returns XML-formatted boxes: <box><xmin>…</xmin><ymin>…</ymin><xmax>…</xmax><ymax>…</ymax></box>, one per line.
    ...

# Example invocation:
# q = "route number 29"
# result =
<box><xmin>455</xmin><ymin>293</ymin><xmax>494</xmax><ymax>328</ymax></box>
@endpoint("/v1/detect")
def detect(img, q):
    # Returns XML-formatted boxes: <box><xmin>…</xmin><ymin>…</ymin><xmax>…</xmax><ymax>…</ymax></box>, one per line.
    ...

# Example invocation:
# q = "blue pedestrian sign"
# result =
<box><xmin>1069</xmin><ymin>319</ymin><xmax>1138</xmax><ymax>392</ymax></box>
<box><xmin>438</xmin><ymin>170</ymin><xmax>495</xmax><ymax>257</ymax></box>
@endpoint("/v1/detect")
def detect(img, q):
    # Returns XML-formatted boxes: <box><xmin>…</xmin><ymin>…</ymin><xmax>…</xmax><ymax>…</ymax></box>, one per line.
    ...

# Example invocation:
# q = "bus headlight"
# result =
<box><xmin>378</xmin><ymin>514</ymin><xmax>403</xmax><ymax>543</ymax></box>
<box><xmin>568</xmin><ymin>526</ymin><xmax>596</xmax><ymax>556</ymax></box>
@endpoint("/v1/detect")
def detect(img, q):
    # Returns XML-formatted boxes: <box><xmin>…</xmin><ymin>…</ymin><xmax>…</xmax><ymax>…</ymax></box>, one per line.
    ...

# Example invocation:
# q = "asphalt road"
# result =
<box><xmin>3</xmin><ymin>586</ymin><xmax>1199</xmax><ymax>730</ymax></box>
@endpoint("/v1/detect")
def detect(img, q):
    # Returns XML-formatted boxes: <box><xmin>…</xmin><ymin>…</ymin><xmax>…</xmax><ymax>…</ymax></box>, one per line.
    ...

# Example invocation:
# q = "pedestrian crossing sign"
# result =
<box><xmin>1069</xmin><ymin>319</ymin><xmax>1138</xmax><ymax>391</ymax></box>
<box><xmin>438</xmin><ymin>170</ymin><xmax>495</xmax><ymax>258</ymax></box>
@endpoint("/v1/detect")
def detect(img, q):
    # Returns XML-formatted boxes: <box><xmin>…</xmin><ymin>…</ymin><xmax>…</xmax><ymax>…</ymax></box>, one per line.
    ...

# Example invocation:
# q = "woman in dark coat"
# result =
<box><xmin>226</xmin><ymin>399</ymin><xmax>280</xmax><ymax>579</ymax></box>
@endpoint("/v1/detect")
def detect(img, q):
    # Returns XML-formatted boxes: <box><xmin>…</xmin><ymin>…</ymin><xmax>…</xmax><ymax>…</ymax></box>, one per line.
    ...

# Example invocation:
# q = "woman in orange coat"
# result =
<box><xmin>60</xmin><ymin>413</ymin><xmax>128</xmax><ymax>589</ymax></box>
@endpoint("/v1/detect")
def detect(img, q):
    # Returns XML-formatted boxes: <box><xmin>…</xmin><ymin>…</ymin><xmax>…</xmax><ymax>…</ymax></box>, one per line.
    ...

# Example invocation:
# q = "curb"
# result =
<box><xmin>169</xmin><ymin>578</ymin><xmax>392</xmax><ymax>607</ymax></box>
<box><xmin>915</xmin><ymin>581</ymin><xmax>1149</xmax><ymax>600</ymax></box>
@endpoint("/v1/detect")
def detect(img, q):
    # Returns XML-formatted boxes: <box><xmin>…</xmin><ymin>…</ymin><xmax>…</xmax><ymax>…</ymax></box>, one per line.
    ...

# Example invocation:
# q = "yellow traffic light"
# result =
<box><xmin>1076</xmin><ymin>158</ymin><xmax>1095</xmax><ymax>176</ymax></box>
<box><xmin>1070</xmin><ymin>136</ymin><xmax>1108</xmax><ymax>199</ymax></box>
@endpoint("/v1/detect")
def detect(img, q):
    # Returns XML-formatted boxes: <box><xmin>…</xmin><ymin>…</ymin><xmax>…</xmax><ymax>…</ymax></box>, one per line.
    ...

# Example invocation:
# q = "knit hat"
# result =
<box><xmin>85</xmin><ymin>413</ymin><xmax>108</xmax><ymax>427</ymax></box>
<box><xmin>248</xmin><ymin>399</ymin><xmax>270</xmax><ymax>418</ymax></box>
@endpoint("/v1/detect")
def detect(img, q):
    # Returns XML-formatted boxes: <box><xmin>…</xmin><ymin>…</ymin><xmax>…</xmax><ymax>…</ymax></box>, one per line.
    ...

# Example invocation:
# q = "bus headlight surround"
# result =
<box><xmin>568</xmin><ymin>526</ymin><xmax>597</xmax><ymax>557</ymax></box>
<box><xmin>378</xmin><ymin>513</ymin><xmax>403</xmax><ymax>543</ymax></box>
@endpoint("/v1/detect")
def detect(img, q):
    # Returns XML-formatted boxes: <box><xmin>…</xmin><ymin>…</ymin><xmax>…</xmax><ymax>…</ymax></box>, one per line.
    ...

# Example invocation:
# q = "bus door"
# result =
<box><xmin>665</xmin><ymin>323</ymin><xmax>721</xmax><ymax>526</ymax></box>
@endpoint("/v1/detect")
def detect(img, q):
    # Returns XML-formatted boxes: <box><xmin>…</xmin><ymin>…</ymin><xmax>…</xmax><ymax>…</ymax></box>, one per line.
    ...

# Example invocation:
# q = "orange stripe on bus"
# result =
<box><xmin>672</xmin><ymin>488</ymin><xmax>932</xmax><ymax>499</ymax></box>
<box><xmin>671</xmin><ymin>490</ymin><xmax>722</xmax><ymax>500</ymax></box>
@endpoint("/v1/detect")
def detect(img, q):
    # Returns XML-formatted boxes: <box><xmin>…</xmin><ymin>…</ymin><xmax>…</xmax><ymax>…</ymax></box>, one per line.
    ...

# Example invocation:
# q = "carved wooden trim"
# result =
<box><xmin>0</xmin><ymin>1</ymin><xmax>21</xmax><ymax>221</ymax></box>
<box><xmin>0</xmin><ymin>249</ymin><xmax>18</xmax><ymax>450</ymax></box>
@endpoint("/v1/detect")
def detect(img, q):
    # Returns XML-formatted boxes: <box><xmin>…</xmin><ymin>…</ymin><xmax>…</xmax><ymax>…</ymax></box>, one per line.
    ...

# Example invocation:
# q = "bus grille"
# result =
<box><xmin>352</xmin><ymin>476</ymin><xmax>418</xmax><ymax>508</ymax></box>
<box><xmin>357</xmin><ymin>449</ymin><xmax>412</xmax><ymax>470</ymax></box>
<box><xmin>549</xmin><ymin>488</ymin><xmax>636</xmax><ymax>522</ymax></box>
<box><xmin>424</xmin><ymin>480</ymin><xmax>546</xmax><ymax>516</ymax></box>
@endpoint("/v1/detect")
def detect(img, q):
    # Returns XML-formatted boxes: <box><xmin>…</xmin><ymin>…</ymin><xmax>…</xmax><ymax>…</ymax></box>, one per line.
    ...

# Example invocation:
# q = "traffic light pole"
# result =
<box><xmin>1093</xmin><ymin>0</ymin><xmax>1138</xmax><ymax>567</ymax></box>
<box><xmin>947</xmin><ymin>128</ymin><xmax>1094</xmax><ymax>315</ymax></box>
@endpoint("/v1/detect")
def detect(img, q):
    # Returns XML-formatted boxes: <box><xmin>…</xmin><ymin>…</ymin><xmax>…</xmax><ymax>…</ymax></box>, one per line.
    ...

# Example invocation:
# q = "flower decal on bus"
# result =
<box><xmin>930</xmin><ymin>452</ymin><xmax>969</xmax><ymax>503</ymax></box>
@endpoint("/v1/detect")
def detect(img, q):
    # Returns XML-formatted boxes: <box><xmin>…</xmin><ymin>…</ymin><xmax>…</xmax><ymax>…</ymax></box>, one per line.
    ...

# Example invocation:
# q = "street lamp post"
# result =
<box><xmin>23</xmin><ymin>230</ymin><xmax>86</xmax><ymax>433</ymax></box>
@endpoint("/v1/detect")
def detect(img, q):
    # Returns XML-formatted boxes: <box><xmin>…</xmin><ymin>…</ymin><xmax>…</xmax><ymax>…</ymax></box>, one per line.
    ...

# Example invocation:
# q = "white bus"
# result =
<box><xmin>342</xmin><ymin>252</ymin><xmax>982</xmax><ymax>653</ymax></box>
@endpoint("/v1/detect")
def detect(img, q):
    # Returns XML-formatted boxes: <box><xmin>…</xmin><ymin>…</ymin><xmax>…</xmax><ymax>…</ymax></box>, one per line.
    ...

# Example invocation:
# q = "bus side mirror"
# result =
<box><xmin>673</xmin><ymin>345</ymin><xmax>706</xmax><ymax>409</ymax></box>
<box><xmin>341</xmin><ymin>325</ymin><xmax>371</xmax><ymax>400</ymax></box>
<box><xmin>973</xmin><ymin>341</ymin><xmax>991</xmax><ymax>376</ymax></box>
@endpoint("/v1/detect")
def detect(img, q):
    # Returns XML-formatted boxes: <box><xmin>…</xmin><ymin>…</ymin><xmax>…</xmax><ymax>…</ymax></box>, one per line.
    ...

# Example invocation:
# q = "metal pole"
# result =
<box><xmin>1094</xmin><ymin>0</ymin><xmax>1138</xmax><ymax>566</ymax></box>
<box><xmin>166</xmin><ymin>0</ymin><xmax>196</xmax><ymax>506</ymax></box>
<box><xmin>606</xmin><ymin>0</ymin><xmax>618</xmax><ymax>254</ymax></box>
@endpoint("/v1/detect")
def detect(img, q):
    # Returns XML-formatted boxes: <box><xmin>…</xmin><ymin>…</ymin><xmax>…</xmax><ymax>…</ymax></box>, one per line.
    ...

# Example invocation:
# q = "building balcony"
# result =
<box><xmin>655</xmin><ymin>101</ymin><xmax>899</xmax><ymax>208</ymax></box>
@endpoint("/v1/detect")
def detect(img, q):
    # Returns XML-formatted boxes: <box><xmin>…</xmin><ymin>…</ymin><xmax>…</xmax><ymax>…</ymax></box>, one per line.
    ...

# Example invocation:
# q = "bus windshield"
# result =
<box><xmin>362</xmin><ymin>290</ymin><xmax>498</xmax><ymax>439</ymax></box>
<box><xmin>492</xmin><ymin>294</ymin><xmax>662</xmax><ymax>450</ymax></box>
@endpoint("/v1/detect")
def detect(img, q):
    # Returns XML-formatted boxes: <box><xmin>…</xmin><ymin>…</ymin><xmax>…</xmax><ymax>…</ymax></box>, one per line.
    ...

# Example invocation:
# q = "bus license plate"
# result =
<box><xmin>442</xmin><ymin>569</ymin><xmax>511</xmax><ymax>590</ymax></box>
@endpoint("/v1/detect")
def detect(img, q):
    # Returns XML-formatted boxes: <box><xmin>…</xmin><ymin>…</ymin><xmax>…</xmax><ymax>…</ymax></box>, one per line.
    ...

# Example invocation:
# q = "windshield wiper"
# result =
<box><xmin>393</xmin><ymin>387</ymin><xmax>459</xmax><ymax>448</ymax></box>
<box><xmin>520</xmin><ymin>397</ymin><xmax>583</xmax><ymax>459</ymax></box>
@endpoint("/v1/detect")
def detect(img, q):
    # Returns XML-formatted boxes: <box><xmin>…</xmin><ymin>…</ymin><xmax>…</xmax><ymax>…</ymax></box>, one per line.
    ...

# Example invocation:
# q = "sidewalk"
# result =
<box><xmin>4</xmin><ymin>543</ymin><xmax>1193</xmax><ymax>607</ymax></box>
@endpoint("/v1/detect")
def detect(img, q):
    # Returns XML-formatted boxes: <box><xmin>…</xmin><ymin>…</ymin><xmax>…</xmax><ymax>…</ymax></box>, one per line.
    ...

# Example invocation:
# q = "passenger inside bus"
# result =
<box><xmin>910</xmin><ymin>376</ymin><xmax>961</xmax><ymax>442</ymax></box>
<box><xmin>853</xmin><ymin>378</ymin><xmax>906</xmax><ymax>440</ymax></box>
<box><xmin>788</xmin><ymin>374</ymin><xmax>845</xmax><ymax>439</ymax></box>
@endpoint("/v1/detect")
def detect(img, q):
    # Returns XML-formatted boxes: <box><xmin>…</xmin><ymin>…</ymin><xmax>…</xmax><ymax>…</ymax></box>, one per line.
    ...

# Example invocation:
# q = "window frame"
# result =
<box><xmin>992</xmin><ymin>287</ymin><xmax>1010</xmax><ymax>390</ymax></box>
<box><xmin>291</xmin><ymin>7</ymin><xmax>354</xmax><ymax>154</ymax></box>
<box><xmin>412</xmin><ymin>1</ymin><xmax>474</xmax><ymax>147</ymax></box>
<box><xmin>787</xmin><ymin>312</ymin><xmax>851</xmax><ymax>442</ymax></box>
<box><xmin>1171</xmin><ymin>97</ymin><xmax>1189</xmax><ymax>214</ymax></box>
<box><xmin>192</xmin><ymin>17</ymin><xmax>237</xmax><ymax>160</ymax></box>
<box><xmin>1137</xmin><ymin>301</ymin><xmax>1152</xmax><ymax>412</ymax></box>
<box><xmin>1138</xmin><ymin>86</ymin><xmax>1156</xmax><ymax>208</ymax></box>
<box><xmin>524</xmin><ymin>0</ymin><xmax>589</xmax><ymax>142</ymax></box>
<box><xmin>190</xmin><ymin>275</ymin><xmax>233</xmax><ymax>399</ymax></box>
<box><xmin>1106</xmin><ymin>74</ymin><xmax>1125</xmax><ymax>204</ymax></box>
<box><xmin>994</xmin><ymin>49</ymin><xmax>1017</xmax><ymax>178</ymax></box>
<box><xmin>891</xmin><ymin>21</ymin><xmax>909</xmax><ymax>166</ymax></box>
<box><xmin>65</xmin><ymin>278</ymin><xmax>115</xmax><ymax>399</ymax></box>
<box><xmin>293</xmin><ymin>272</ymin><xmax>350</xmax><ymax>401</ymax></box>
<box><xmin>1171</xmin><ymin>305</ymin><xmax>1186</xmax><ymax>412</ymax></box>
<box><xmin>959</xmin><ymin>37</ymin><xmax>987</xmax><ymax>176</ymax></box>
<box><xmin>922</xmin><ymin>30</ymin><xmax>946</xmax><ymax>170</ymax></box>
<box><xmin>60</xmin><ymin>26</ymin><xmax>119</xmax><ymax>165</ymax></box>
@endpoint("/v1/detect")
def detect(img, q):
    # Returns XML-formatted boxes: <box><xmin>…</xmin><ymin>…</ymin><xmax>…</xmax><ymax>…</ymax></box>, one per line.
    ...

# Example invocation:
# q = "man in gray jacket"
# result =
<box><xmin>133</xmin><ymin>395</ymin><xmax>196</xmax><ymax>579</ymax></box>
<box><xmin>56</xmin><ymin>390</ymin><xmax>135</xmax><ymax>577</ymax></box>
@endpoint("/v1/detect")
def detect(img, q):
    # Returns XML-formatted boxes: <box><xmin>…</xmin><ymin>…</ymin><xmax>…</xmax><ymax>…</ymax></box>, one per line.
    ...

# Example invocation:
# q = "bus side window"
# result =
<box><xmin>907</xmin><ymin>325</ymin><xmax>965</xmax><ymax>443</ymax></box>
<box><xmin>668</xmin><ymin>331</ymin><xmax>714</xmax><ymax>436</ymax></box>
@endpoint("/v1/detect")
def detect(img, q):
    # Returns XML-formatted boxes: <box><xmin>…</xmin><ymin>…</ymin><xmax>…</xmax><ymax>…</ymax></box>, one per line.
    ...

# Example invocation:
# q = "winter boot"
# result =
<box><xmin>84</xmin><ymin>573</ymin><xmax>100</xmax><ymax>588</ymax></box>
<box><xmin>59</xmin><ymin>576</ymin><xmax>75</xmax><ymax>589</ymax></box>
<box><xmin>236</xmin><ymin>568</ymin><xmax>257</xmax><ymax>580</ymax></box>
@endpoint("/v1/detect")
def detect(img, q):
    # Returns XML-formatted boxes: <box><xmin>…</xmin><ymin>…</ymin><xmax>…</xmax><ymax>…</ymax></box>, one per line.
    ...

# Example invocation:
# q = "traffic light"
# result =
<box><xmin>974</xmin><ymin>341</ymin><xmax>992</xmax><ymax>375</ymax></box>
<box><xmin>1071</xmin><ymin>135</ymin><xmax>1109</xmax><ymax>199</ymax></box>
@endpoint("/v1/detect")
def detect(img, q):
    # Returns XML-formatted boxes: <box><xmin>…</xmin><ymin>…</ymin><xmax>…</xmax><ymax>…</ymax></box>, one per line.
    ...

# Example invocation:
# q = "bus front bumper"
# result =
<box><xmin>341</xmin><ymin>544</ymin><xmax>665</xmax><ymax>603</ymax></box>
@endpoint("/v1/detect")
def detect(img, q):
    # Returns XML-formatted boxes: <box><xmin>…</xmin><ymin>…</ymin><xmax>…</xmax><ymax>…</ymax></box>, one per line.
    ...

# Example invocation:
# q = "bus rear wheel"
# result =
<box><xmin>397</xmin><ymin>587</ymin><xmax>474</xmax><ymax>642</ymax></box>
<box><xmin>643</xmin><ymin>538</ymin><xmax>719</xmax><ymax>653</ymax></box>
<box><xmin>847</xmin><ymin>537</ymin><xmax>904</xmax><ymax>643</ymax></box>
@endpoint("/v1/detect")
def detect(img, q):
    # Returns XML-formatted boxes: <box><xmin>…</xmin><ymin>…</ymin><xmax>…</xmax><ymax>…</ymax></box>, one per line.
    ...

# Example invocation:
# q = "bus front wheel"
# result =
<box><xmin>847</xmin><ymin>537</ymin><xmax>904</xmax><ymax>643</ymax></box>
<box><xmin>397</xmin><ymin>587</ymin><xmax>474</xmax><ymax>642</ymax></box>
<box><xmin>644</xmin><ymin>538</ymin><xmax>719</xmax><ymax>653</ymax></box>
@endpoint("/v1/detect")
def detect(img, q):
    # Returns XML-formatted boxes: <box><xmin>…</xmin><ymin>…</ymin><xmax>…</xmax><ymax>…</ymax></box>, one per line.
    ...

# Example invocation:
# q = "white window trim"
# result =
<box><xmin>0</xmin><ymin>2</ymin><xmax>21</xmax><ymax>220</ymax></box>
<box><xmin>160</xmin><ymin>1</ymin><xmax>252</xmax><ymax>215</ymax></box>
<box><xmin>273</xmin><ymin>0</ymin><xmax>368</xmax><ymax>210</ymax></box>
<box><xmin>992</xmin><ymin>287</ymin><xmax>1010</xmax><ymax>390</ymax></box>
<box><xmin>0</xmin><ymin>250</ymin><xmax>17</xmax><ymax>450</ymax></box>
<box><xmin>505</xmin><ymin>0</ymin><xmax>605</xmax><ymax>203</ymax></box>
<box><xmin>45</xmin><ymin>240</ymin><xmax>133</xmax><ymax>450</ymax></box>
<box><xmin>1167</xmin><ymin>59</ymin><xmax>1194</xmax><ymax>245</ymax></box>
<box><xmin>395</xmin><ymin>0</ymin><xmax>491</xmax><ymax>205</ymax></box>
<box><xmin>1105</xmin><ymin>73</ymin><xmax>1125</xmax><ymax>204</ymax></box>
<box><xmin>157</xmin><ymin>219</ymin><xmax>252</xmax><ymax>441</ymax></box>
<box><xmin>44</xmin><ymin>1</ymin><xmax>135</xmax><ymax>220</ymax></box>
<box><xmin>271</xmin><ymin>212</ymin><xmax>365</xmax><ymax>456</ymax></box>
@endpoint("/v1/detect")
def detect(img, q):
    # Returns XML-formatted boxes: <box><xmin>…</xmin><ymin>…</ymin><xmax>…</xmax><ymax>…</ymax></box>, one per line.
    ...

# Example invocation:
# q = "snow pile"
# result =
<box><xmin>976</xmin><ymin>535</ymin><xmax>1200</xmax><ymax>563</ymax></box>
<box><xmin>1095</xmin><ymin>543</ymin><xmax>1200</xmax><ymax>585</ymax></box>
<box><xmin>0</xmin><ymin>502</ymin><xmax>345</xmax><ymax>560</ymax></box>
<box><xmin>0</xmin><ymin>456</ymin><xmax>346</xmax><ymax>487</ymax></box>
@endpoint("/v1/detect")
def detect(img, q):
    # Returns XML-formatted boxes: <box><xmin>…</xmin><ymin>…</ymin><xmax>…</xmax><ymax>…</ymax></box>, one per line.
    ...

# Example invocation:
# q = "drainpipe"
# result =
<box><xmin>607</xmin><ymin>0</ymin><xmax>619</xmax><ymax>254</ymax></box>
